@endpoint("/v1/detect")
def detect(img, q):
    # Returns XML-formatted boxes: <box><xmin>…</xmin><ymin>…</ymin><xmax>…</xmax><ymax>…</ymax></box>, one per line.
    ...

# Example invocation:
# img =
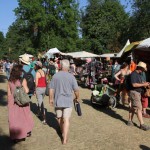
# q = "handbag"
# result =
<box><xmin>45</xmin><ymin>84</ymin><xmax>49</xmax><ymax>96</ymax></box>
<box><xmin>144</xmin><ymin>86</ymin><xmax>150</xmax><ymax>97</ymax></box>
<box><xmin>74</xmin><ymin>101</ymin><xmax>82</xmax><ymax>116</ymax></box>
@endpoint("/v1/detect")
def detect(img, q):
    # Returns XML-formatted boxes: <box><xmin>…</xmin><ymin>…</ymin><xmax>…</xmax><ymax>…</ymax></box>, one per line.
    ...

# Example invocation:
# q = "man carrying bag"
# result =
<box><xmin>49</xmin><ymin>59</ymin><xmax>79</xmax><ymax>145</ymax></box>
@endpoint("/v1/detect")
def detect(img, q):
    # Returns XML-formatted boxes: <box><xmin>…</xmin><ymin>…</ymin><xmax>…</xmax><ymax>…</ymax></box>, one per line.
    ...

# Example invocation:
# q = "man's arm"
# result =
<box><xmin>74</xmin><ymin>89</ymin><xmax>79</xmax><ymax>101</ymax></box>
<box><xmin>49</xmin><ymin>89</ymin><xmax>54</xmax><ymax>106</ymax></box>
<box><xmin>132</xmin><ymin>82</ymin><xmax>149</xmax><ymax>88</ymax></box>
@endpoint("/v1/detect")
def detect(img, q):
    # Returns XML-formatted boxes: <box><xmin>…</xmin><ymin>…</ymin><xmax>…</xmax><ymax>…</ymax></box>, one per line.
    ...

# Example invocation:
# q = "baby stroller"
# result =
<box><xmin>90</xmin><ymin>83</ymin><xmax>117</xmax><ymax>108</ymax></box>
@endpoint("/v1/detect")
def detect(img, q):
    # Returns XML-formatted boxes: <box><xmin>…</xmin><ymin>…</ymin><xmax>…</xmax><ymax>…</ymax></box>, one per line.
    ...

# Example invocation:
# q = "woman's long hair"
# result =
<box><xmin>121</xmin><ymin>62</ymin><xmax>128</xmax><ymax>69</ymax></box>
<box><xmin>9</xmin><ymin>65</ymin><xmax>23</xmax><ymax>83</ymax></box>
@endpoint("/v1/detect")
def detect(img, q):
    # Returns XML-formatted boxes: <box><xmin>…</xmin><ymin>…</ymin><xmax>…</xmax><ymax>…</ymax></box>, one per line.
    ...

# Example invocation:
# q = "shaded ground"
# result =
<box><xmin>0</xmin><ymin>73</ymin><xmax>150</xmax><ymax>150</ymax></box>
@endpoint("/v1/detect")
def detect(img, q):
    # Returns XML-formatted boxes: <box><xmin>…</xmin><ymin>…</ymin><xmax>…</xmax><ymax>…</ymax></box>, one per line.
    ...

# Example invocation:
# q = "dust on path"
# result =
<box><xmin>0</xmin><ymin>73</ymin><xmax>150</xmax><ymax>150</ymax></box>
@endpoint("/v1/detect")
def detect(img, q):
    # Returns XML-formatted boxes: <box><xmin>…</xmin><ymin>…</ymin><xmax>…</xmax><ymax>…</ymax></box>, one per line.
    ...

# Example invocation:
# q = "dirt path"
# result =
<box><xmin>0</xmin><ymin>73</ymin><xmax>150</xmax><ymax>150</ymax></box>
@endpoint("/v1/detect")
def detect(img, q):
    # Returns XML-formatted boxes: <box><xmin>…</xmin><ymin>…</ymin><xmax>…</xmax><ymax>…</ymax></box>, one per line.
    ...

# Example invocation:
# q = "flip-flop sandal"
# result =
<box><xmin>27</xmin><ymin>133</ymin><xmax>32</xmax><ymax>137</ymax></box>
<box><xmin>42</xmin><ymin>121</ymin><xmax>47</xmax><ymax>125</ymax></box>
<box><xmin>36</xmin><ymin>113</ymin><xmax>40</xmax><ymax>117</ymax></box>
<box><xmin>27</xmin><ymin>131</ymin><xmax>32</xmax><ymax>137</ymax></box>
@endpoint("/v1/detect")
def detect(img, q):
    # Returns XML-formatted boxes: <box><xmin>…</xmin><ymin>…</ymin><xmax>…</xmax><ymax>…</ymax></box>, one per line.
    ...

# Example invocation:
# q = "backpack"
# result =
<box><xmin>48</xmin><ymin>64</ymin><xmax>56</xmax><ymax>76</ymax></box>
<box><xmin>23</xmin><ymin>68</ymin><xmax>35</xmax><ymax>94</ymax></box>
<box><xmin>14</xmin><ymin>86</ymin><xmax>31</xmax><ymax>106</ymax></box>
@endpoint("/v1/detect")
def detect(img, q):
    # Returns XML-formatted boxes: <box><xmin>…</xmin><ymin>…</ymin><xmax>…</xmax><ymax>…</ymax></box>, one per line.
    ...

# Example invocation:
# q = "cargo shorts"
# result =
<box><xmin>55</xmin><ymin>107</ymin><xmax>72</xmax><ymax>119</ymax></box>
<box><xmin>129</xmin><ymin>90</ymin><xmax>142</xmax><ymax>110</ymax></box>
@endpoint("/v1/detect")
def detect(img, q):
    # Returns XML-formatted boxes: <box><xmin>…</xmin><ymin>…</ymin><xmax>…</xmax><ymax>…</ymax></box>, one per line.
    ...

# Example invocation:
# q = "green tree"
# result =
<box><xmin>128</xmin><ymin>0</ymin><xmax>150</xmax><ymax>41</ymax></box>
<box><xmin>4</xmin><ymin>20</ymin><xmax>34</xmax><ymax>60</ymax></box>
<box><xmin>14</xmin><ymin>0</ymin><xmax>80</xmax><ymax>52</ymax></box>
<box><xmin>0</xmin><ymin>31</ymin><xmax>5</xmax><ymax>59</ymax></box>
<box><xmin>81</xmin><ymin>0</ymin><xmax>129</xmax><ymax>54</ymax></box>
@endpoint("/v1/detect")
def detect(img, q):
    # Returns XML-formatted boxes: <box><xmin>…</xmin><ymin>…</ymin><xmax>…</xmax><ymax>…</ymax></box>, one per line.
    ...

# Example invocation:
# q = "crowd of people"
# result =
<box><xmin>1</xmin><ymin>52</ymin><xmax>150</xmax><ymax>144</ymax></box>
<box><xmin>3</xmin><ymin>54</ymin><xmax>79</xmax><ymax>144</ymax></box>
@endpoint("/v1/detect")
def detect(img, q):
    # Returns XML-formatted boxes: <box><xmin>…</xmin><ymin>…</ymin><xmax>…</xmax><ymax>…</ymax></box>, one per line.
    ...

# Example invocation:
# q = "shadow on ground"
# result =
<box><xmin>30</xmin><ymin>102</ymin><xmax>62</xmax><ymax>140</ymax></box>
<box><xmin>140</xmin><ymin>145</ymin><xmax>150</xmax><ymax>150</ymax></box>
<box><xmin>0</xmin><ymin>74</ymin><xmax>7</xmax><ymax>106</ymax></box>
<box><xmin>82</xmin><ymin>99</ymin><xmax>128</xmax><ymax>125</ymax></box>
<box><xmin>0</xmin><ymin>128</ymin><xmax>15</xmax><ymax>150</ymax></box>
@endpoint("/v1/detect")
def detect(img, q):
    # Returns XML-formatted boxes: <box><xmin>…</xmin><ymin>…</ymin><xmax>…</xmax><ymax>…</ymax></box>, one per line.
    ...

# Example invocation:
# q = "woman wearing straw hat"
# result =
<box><xmin>20</xmin><ymin>54</ymin><xmax>36</xmax><ymax>98</ymax></box>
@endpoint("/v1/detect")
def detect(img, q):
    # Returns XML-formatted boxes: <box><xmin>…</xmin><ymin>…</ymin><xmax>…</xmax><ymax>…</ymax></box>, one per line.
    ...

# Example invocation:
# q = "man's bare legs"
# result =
<box><xmin>136</xmin><ymin>109</ymin><xmax>144</xmax><ymax>125</ymax></box>
<box><xmin>128</xmin><ymin>107</ymin><xmax>135</xmax><ymax>122</ymax></box>
<box><xmin>57</xmin><ymin>117</ymin><xmax>70</xmax><ymax>144</ymax></box>
<box><xmin>128</xmin><ymin>108</ymin><xmax>144</xmax><ymax>125</ymax></box>
<box><xmin>57</xmin><ymin>117</ymin><xmax>63</xmax><ymax>133</ymax></box>
<box><xmin>62</xmin><ymin>118</ymin><xmax>70</xmax><ymax>144</ymax></box>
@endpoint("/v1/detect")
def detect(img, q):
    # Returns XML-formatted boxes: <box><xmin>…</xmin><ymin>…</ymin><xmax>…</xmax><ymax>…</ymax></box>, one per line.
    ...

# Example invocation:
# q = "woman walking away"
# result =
<box><xmin>7</xmin><ymin>65</ymin><xmax>34</xmax><ymax>143</ymax></box>
<box><xmin>35</xmin><ymin>61</ymin><xmax>47</xmax><ymax>124</ymax></box>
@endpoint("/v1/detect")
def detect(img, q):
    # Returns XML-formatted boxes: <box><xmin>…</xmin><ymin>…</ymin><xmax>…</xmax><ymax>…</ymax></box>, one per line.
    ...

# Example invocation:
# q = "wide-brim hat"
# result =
<box><xmin>20</xmin><ymin>54</ymin><xmax>30</xmax><ymax>65</ymax></box>
<box><xmin>137</xmin><ymin>61</ymin><xmax>147</xmax><ymax>71</ymax></box>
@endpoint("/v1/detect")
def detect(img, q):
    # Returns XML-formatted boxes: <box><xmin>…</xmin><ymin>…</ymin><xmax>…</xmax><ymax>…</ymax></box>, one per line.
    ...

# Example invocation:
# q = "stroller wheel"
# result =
<box><xmin>109</xmin><ymin>96</ymin><xmax>117</xmax><ymax>108</ymax></box>
<box><xmin>90</xmin><ymin>95</ymin><xmax>97</xmax><ymax>107</ymax></box>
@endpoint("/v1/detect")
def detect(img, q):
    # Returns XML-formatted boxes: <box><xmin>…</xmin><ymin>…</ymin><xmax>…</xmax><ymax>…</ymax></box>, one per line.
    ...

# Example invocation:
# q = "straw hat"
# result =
<box><xmin>36</xmin><ymin>61</ymin><xmax>42</xmax><ymax>68</ymax></box>
<box><xmin>137</xmin><ymin>61</ymin><xmax>147</xmax><ymax>71</ymax></box>
<box><xmin>20</xmin><ymin>54</ymin><xmax>30</xmax><ymax>65</ymax></box>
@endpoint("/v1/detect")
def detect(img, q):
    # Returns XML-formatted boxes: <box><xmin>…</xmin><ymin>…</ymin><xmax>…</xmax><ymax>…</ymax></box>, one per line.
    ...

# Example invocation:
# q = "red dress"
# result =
<box><xmin>8</xmin><ymin>80</ymin><xmax>34</xmax><ymax>140</ymax></box>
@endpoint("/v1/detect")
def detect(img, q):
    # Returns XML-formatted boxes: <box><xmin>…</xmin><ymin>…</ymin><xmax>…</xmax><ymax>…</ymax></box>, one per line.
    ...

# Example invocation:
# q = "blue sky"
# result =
<box><xmin>0</xmin><ymin>0</ymin><xmax>131</xmax><ymax>36</ymax></box>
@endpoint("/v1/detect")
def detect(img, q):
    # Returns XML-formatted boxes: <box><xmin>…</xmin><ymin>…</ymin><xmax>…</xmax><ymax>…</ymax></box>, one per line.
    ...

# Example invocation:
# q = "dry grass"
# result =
<box><xmin>0</xmin><ymin>74</ymin><xmax>150</xmax><ymax>150</ymax></box>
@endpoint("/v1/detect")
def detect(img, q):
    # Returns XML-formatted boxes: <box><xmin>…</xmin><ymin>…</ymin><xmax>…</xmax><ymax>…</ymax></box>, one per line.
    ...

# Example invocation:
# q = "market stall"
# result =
<box><xmin>66</xmin><ymin>51</ymin><xmax>100</xmax><ymax>58</ymax></box>
<box><xmin>133</xmin><ymin>38</ymin><xmax>150</xmax><ymax>63</ymax></box>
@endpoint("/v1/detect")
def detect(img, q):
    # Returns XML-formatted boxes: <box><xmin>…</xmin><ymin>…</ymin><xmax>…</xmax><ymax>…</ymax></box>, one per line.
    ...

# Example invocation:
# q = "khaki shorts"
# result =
<box><xmin>129</xmin><ymin>90</ymin><xmax>142</xmax><ymax>110</ymax></box>
<box><xmin>55</xmin><ymin>107</ymin><xmax>72</xmax><ymax>119</ymax></box>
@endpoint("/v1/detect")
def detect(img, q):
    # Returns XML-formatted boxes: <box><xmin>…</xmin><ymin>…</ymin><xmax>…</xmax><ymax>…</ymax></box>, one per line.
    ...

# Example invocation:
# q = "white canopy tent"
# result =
<box><xmin>100</xmin><ymin>39</ymin><xmax>130</xmax><ymax>58</ymax></box>
<box><xmin>46</xmin><ymin>47</ymin><xmax>60</xmax><ymax>54</ymax></box>
<box><xmin>136</xmin><ymin>37</ymin><xmax>150</xmax><ymax>50</ymax></box>
<box><xmin>44</xmin><ymin>47</ymin><xmax>66</xmax><ymax>58</ymax></box>
<box><xmin>100</xmin><ymin>53</ymin><xmax>116</xmax><ymax>58</ymax></box>
<box><xmin>116</xmin><ymin>39</ymin><xmax>130</xmax><ymax>57</ymax></box>
<box><xmin>66</xmin><ymin>51</ymin><xmax>100</xmax><ymax>58</ymax></box>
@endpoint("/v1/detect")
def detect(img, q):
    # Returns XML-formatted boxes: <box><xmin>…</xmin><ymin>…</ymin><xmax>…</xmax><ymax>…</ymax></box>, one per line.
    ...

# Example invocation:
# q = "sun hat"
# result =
<box><xmin>20</xmin><ymin>54</ymin><xmax>30</xmax><ymax>65</ymax></box>
<box><xmin>137</xmin><ymin>61</ymin><xmax>147</xmax><ymax>71</ymax></box>
<box><xmin>36</xmin><ymin>61</ymin><xmax>42</xmax><ymax>68</ymax></box>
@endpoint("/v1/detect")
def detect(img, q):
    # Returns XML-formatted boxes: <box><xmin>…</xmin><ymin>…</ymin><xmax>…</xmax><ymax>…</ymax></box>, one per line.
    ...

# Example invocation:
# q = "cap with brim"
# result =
<box><xmin>137</xmin><ymin>61</ymin><xmax>147</xmax><ymax>71</ymax></box>
<box><xmin>20</xmin><ymin>54</ymin><xmax>30</xmax><ymax>65</ymax></box>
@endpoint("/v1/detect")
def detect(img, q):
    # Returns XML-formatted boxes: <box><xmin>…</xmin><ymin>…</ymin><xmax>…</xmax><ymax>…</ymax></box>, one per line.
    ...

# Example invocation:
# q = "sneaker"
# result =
<box><xmin>127</xmin><ymin>121</ymin><xmax>134</xmax><ymax>126</ymax></box>
<box><xmin>140</xmin><ymin>124</ymin><xmax>150</xmax><ymax>131</ymax></box>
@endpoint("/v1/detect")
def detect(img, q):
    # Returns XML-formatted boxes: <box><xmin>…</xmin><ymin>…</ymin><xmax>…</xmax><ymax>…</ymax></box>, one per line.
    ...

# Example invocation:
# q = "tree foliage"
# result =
<box><xmin>1</xmin><ymin>0</ymin><xmax>150</xmax><ymax>59</ymax></box>
<box><xmin>2</xmin><ymin>0</ymin><xmax>80</xmax><ymax>59</ymax></box>
<box><xmin>128</xmin><ymin>0</ymin><xmax>150</xmax><ymax>41</ymax></box>
<box><xmin>81</xmin><ymin>0</ymin><xmax>129</xmax><ymax>54</ymax></box>
<box><xmin>0</xmin><ymin>31</ymin><xmax>5</xmax><ymax>58</ymax></box>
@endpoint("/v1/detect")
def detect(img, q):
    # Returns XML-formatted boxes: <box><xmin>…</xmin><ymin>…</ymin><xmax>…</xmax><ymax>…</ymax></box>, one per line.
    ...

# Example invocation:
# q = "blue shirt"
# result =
<box><xmin>130</xmin><ymin>71</ymin><xmax>143</xmax><ymax>93</ymax></box>
<box><xmin>23</xmin><ymin>65</ymin><xmax>36</xmax><ymax>79</ymax></box>
<box><xmin>22</xmin><ymin>65</ymin><xmax>36</xmax><ymax>96</ymax></box>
